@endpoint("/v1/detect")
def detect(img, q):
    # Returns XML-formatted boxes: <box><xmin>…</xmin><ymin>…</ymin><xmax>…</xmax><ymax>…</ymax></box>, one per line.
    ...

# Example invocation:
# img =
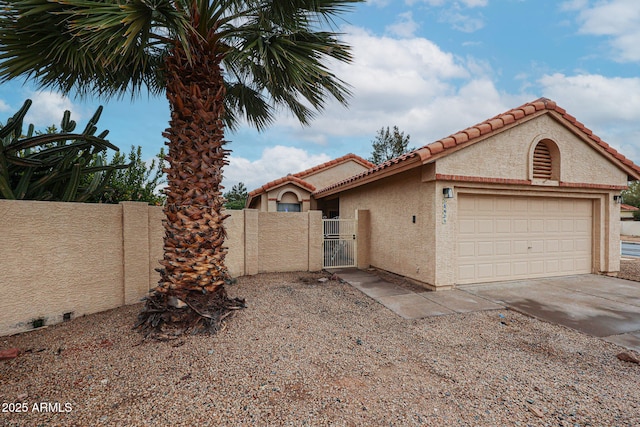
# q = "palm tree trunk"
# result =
<box><xmin>137</xmin><ymin>36</ymin><xmax>244</xmax><ymax>335</ymax></box>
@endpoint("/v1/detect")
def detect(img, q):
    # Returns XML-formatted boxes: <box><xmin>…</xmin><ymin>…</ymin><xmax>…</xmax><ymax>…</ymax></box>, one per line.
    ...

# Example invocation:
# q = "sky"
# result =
<box><xmin>1</xmin><ymin>0</ymin><xmax>640</xmax><ymax>192</ymax></box>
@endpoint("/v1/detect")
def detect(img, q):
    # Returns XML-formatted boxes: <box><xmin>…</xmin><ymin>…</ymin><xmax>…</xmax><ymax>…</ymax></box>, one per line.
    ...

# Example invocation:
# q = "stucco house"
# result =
<box><xmin>314</xmin><ymin>98</ymin><xmax>640</xmax><ymax>289</ymax></box>
<box><xmin>246</xmin><ymin>153</ymin><xmax>374</xmax><ymax>217</ymax></box>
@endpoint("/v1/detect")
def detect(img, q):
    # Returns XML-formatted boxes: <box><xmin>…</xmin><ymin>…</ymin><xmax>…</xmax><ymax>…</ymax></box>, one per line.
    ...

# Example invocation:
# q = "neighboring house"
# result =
<box><xmin>246</xmin><ymin>154</ymin><xmax>374</xmax><ymax>217</ymax></box>
<box><xmin>621</xmin><ymin>204</ymin><xmax>639</xmax><ymax>221</ymax></box>
<box><xmin>314</xmin><ymin>98</ymin><xmax>640</xmax><ymax>289</ymax></box>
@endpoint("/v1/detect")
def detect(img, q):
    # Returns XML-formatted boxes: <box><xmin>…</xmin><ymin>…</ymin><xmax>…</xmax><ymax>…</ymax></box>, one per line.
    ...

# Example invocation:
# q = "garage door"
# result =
<box><xmin>457</xmin><ymin>195</ymin><xmax>592</xmax><ymax>284</ymax></box>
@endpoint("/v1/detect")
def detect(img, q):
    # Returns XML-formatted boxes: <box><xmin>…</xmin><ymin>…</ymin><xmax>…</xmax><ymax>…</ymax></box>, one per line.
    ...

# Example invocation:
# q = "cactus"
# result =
<box><xmin>0</xmin><ymin>99</ymin><xmax>129</xmax><ymax>202</ymax></box>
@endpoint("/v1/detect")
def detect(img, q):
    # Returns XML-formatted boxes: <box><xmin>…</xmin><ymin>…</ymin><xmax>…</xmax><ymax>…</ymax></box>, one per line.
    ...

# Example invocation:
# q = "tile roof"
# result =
<box><xmin>315</xmin><ymin>97</ymin><xmax>640</xmax><ymax>197</ymax></box>
<box><xmin>248</xmin><ymin>175</ymin><xmax>316</xmax><ymax>198</ymax></box>
<box><xmin>621</xmin><ymin>203</ymin><xmax>639</xmax><ymax>211</ymax></box>
<box><xmin>292</xmin><ymin>153</ymin><xmax>374</xmax><ymax>179</ymax></box>
<box><xmin>247</xmin><ymin>153</ymin><xmax>373</xmax><ymax>199</ymax></box>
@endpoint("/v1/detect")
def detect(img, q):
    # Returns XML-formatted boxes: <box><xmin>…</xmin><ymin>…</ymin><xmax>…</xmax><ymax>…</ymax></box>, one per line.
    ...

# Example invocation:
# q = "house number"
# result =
<box><xmin>443</xmin><ymin>198</ymin><xmax>448</xmax><ymax>224</ymax></box>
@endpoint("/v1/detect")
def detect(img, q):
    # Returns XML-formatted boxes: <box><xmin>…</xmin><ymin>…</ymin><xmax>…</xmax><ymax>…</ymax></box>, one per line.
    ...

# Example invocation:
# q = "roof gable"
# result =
<box><xmin>245</xmin><ymin>153</ymin><xmax>374</xmax><ymax>208</ymax></box>
<box><xmin>292</xmin><ymin>153</ymin><xmax>374</xmax><ymax>179</ymax></box>
<box><xmin>315</xmin><ymin>98</ymin><xmax>640</xmax><ymax>197</ymax></box>
<box><xmin>248</xmin><ymin>175</ymin><xmax>316</xmax><ymax>198</ymax></box>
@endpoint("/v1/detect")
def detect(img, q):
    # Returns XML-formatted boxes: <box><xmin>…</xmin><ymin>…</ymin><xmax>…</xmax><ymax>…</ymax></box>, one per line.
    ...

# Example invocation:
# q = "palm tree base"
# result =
<box><xmin>135</xmin><ymin>287</ymin><xmax>246</xmax><ymax>337</ymax></box>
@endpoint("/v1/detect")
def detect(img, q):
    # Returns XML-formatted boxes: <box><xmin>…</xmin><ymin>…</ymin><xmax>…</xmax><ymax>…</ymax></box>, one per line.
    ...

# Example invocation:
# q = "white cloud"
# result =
<box><xmin>539</xmin><ymin>72</ymin><xmax>640</xmax><ymax>162</ymax></box>
<box><xmin>572</xmin><ymin>0</ymin><xmax>640</xmax><ymax>62</ymax></box>
<box><xmin>386</xmin><ymin>11</ymin><xmax>420</xmax><ymax>38</ymax></box>
<box><xmin>439</xmin><ymin>10</ymin><xmax>485</xmax><ymax>33</ymax></box>
<box><xmin>407</xmin><ymin>0</ymin><xmax>487</xmax><ymax>7</ymax></box>
<box><xmin>23</xmin><ymin>91</ymin><xmax>81</xmax><ymax>129</ymax></box>
<box><xmin>0</xmin><ymin>99</ymin><xmax>10</xmax><ymax>114</ymax></box>
<box><xmin>272</xmin><ymin>26</ymin><xmax>512</xmax><ymax>148</ymax></box>
<box><xmin>560</xmin><ymin>0</ymin><xmax>588</xmax><ymax>12</ymax></box>
<box><xmin>224</xmin><ymin>146</ymin><xmax>331</xmax><ymax>191</ymax></box>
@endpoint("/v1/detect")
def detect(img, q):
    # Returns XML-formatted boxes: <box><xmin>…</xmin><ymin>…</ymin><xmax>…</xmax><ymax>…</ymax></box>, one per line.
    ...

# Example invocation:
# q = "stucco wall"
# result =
<box><xmin>0</xmin><ymin>201</ymin><xmax>322</xmax><ymax>337</ymax></box>
<box><xmin>621</xmin><ymin>221</ymin><xmax>640</xmax><ymax>236</ymax></box>
<box><xmin>339</xmin><ymin>168</ymin><xmax>437</xmax><ymax>286</ymax></box>
<box><xmin>0</xmin><ymin>200</ymin><xmax>156</xmax><ymax>336</ymax></box>
<box><xmin>436</xmin><ymin>115</ymin><xmax>628</xmax><ymax>186</ymax></box>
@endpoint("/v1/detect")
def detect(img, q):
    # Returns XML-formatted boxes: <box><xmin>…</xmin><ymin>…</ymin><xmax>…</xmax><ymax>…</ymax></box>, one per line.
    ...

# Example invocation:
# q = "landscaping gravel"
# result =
<box><xmin>1</xmin><ymin>268</ymin><xmax>640</xmax><ymax>426</ymax></box>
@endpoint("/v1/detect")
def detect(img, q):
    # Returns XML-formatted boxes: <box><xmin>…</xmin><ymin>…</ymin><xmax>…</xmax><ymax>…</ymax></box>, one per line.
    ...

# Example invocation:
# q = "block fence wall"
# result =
<box><xmin>0</xmin><ymin>200</ymin><xmax>324</xmax><ymax>337</ymax></box>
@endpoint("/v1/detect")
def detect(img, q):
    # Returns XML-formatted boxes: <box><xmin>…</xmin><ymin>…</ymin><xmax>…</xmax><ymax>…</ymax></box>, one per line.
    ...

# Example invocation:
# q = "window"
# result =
<box><xmin>531</xmin><ymin>139</ymin><xmax>560</xmax><ymax>181</ymax></box>
<box><xmin>277</xmin><ymin>203</ymin><xmax>301</xmax><ymax>212</ymax></box>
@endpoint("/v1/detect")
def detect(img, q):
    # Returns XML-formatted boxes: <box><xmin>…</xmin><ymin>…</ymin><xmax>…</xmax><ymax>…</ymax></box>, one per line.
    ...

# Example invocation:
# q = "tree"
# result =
<box><xmin>0</xmin><ymin>0</ymin><xmax>361</xmax><ymax>335</ymax></box>
<box><xmin>622</xmin><ymin>181</ymin><xmax>640</xmax><ymax>208</ymax></box>
<box><xmin>369</xmin><ymin>126</ymin><xmax>413</xmax><ymax>165</ymax></box>
<box><xmin>86</xmin><ymin>146</ymin><xmax>167</xmax><ymax>206</ymax></box>
<box><xmin>224</xmin><ymin>182</ymin><xmax>248</xmax><ymax>210</ymax></box>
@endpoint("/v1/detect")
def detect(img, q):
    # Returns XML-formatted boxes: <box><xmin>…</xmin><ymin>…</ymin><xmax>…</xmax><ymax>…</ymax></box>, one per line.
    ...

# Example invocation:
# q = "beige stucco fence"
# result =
<box><xmin>0</xmin><ymin>200</ymin><xmax>329</xmax><ymax>337</ymax></box>
<box><xmin>621</xmin><ymin>221</ymin><xmax>640</xmax><ymax>237</ymax></box>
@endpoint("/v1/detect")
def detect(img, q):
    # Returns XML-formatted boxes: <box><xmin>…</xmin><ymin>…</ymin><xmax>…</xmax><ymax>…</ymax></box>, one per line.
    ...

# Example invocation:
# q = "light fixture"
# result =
<box><xmin>443</xmin><ymin>187</ymin><xmax>454</xmax><ymax>199</ymax></box>
<box><xmin>613</xmin><ymin>195</ymin><xmax>622</xmax><ymax>204</ymax></box>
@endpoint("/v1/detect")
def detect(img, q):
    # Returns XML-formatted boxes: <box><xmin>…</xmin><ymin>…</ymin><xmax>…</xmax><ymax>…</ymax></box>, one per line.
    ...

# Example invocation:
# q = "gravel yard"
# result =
<box><xmin>2</xmin><ymin>267</ymin><xmax>640</xmax><ymax>426</ymax></box>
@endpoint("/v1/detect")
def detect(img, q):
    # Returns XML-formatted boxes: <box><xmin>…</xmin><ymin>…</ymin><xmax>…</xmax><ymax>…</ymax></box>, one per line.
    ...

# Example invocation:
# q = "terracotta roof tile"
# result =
<box><xmin>622</xmin><ymin>204</ymin><xmax>639</xmax><ymax>211</ymax></box>
<box><xmin>314</xmin><ymin>97</ymin><xmax>640</xmax><ymax>197</ymax></box>
<box><xmin>502</xmin><ymin>114</ymin><xmax>515</xmax><ymax>125</ymax></box>
<box><xmin>465</xmin><ymin>128</ymin><xmax>481</xmax><ymax>139</ymax></box>
<box><xmin>292</xmin><ymin>153</ymin><xmax>374</xmax><ymax>179</ymax></box>
<box><xmin>452</xmin><ymin>133</ymin><xmax>469</xmax><ymax>144</ymax></box>
<box><xmin>477</xmin><ymin>123</ymin><xmax>492</xmax><ymax>134</ymax></box>
<box><xmin>248</xmin><ymin>175</ymin><xmax>315</xmax><ymax>197</ymax></box>
<box><xmin>489</xmin><ymin>118</ymin><xmax>504</xmax><ymax>130</ymax></box>
<box><xmin>512</xmin><ymin>109</ymin><xmax>526</xmax><ymax>120</ymax></box>
<box><xmin>428</xmin><ymin>142</ymin><xmax>445</xmax><ymax>155</ymax></box>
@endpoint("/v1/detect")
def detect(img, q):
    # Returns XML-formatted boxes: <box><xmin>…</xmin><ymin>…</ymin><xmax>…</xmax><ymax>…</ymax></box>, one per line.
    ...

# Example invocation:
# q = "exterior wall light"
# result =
<box><xmin>613</xmin><ymin>195</ymin><xmax>622</xmax><ymax>204</ymax></box>
<box><xmin>443</xmin><ymin>187</ymin><xmax>454</xmax><ymax>199</ymax></box>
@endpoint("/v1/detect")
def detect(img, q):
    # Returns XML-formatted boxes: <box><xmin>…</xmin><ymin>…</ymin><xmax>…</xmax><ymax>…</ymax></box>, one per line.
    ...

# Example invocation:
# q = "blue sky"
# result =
<box><xmin>1</xmin><ymin>0</ymin><xmax>640</xmax><ymax>191</ymax></box>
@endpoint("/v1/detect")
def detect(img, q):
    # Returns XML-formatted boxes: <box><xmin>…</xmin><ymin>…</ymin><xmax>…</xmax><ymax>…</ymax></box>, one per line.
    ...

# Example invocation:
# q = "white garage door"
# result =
<box><xmin>457</xmin><ymin>195</ymin><xmax>592</xmax><ymax>284</ymax></box>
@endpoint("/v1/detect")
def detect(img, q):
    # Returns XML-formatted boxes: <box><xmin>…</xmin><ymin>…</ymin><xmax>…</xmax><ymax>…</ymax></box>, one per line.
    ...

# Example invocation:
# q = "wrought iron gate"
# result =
<box><xmin>323</xmin><ymin>219</ymin><xmax>357</xmax><ymax>268</ymax></box>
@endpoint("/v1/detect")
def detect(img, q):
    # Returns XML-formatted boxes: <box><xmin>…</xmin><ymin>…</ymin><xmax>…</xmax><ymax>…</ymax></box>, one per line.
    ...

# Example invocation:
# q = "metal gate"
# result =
<box><xmin>323</xmin><ymin>219</ymin><xmax>357</xmax><ymax>268</ymax></box>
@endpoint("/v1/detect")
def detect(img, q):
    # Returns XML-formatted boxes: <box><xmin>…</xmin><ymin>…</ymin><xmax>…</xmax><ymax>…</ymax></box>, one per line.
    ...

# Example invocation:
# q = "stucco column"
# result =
<box><xmin>121</xmin><ymin>202</ymin><xmax>151</xmax><ymax>304</ymax></box>
<box><xmin>148</xmin><ymin>206</ymin><xmax>165</xmax><ymax>290</ymax></box>
<box><xmin>356</xmin><ymin>209</ymin><xmax>370</xmax><ymax>269</ymax></box>
<box><xmin>308</xmin><ymin>210</ymin><xmax>323</xmax><ymax>271</ymax></box>
<box><xmin>607</xmin><ymin>193</ymin><xmax>621</xmax><ymax>274</ymax></box>
<box><xmin>433</xmin><ymin>184</ymin><xmax>456</xmax><ymax>290</ymax></box>
<box><xmin>244</xmin><ymin>209</ymin><xmax>259</xmax><ymax>275</ymax></box>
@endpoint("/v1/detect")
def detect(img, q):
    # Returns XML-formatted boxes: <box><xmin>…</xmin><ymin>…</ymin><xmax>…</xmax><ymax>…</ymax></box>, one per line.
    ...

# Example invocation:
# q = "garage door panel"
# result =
<box><xmin>459</xmin><ymin>219</ymin><xmax>475</xmax><ymax>234</ymax></box>
<box><xmin>477</xmin><ymin>241</ymin><xmax>494</xmax><ymax>256</ymax></box>
<box><xmin>458</xmin><ymin>241</ymin><xmax>475</xmax><ymax>257</ymax></box>
<box><xmin>513</xmin><ymin>219</ymin><xmax>528</xmax><ymax>233</ymax></box>
<box><xmin>513</xmin><ymin>240</ymin><xmax>529</xmax><ymax>254</ymax></box>
<box><xmin>530</xmin><ymin>219</ymin><xmax>544</xmax><ymax>233</ymax></box>
<box><xmin>477</xmin><ymin>219</ymin><xmax>494</xmax><ymax>233</ymax></box>
<box><xmin>545</xmin><ymin>219</ymin><xmax>560</xmax><ymax>232</ymax></box>
<box><xmin>457</xmin><ymin>195</ymin><xmax>592</xmax><ymax>284</ymax></box>
<box><xmin>495</xmin><ymin>241</ymin><xmax>511</xmax><ymax>255</ymax></box>
<box><xmin>495</xmin><ymin>219</ymin><xmax>511</xmax><ymax>233</ymax></box>
<box><xmin>545</xmin><ymin>259</ymin><xmax>559</xmax><ymax>273</ymax></box>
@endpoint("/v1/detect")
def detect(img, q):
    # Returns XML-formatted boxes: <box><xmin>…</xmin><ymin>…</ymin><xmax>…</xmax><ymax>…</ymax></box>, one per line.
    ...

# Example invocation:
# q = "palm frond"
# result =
<box><xmin>0</xmin><ymin>0</ymin><xmax>192</xmax><ymax>98</ymax></box>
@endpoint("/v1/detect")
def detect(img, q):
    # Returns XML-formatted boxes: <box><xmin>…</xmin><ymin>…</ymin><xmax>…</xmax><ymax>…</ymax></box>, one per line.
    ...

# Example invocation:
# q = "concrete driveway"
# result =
<box><xmin>461</xmin><ymin>275</ymin><xmax>640</xmax><ymax>352</ymax></box>
<box><xmin>333</xmin><ymin>269</ymin><xmax>640</xmax><ymax>353</ymax></box>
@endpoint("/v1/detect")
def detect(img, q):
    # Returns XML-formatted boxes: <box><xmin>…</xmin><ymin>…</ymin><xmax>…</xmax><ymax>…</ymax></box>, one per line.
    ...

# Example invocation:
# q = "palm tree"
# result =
<box><xmin>0</xmin><ymin>0</ymin><xmax>361</xmax><ymax>335</ymax></box>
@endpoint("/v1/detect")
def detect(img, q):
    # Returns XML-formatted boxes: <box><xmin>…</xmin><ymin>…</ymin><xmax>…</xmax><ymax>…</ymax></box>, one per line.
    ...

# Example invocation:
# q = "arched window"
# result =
<box><xmin>277</xmin><ymin>191</ymin><xmax>301</xmax><ymax>212</ymax></box>
<box><xmin>531</xmin><ymin>139</ymin><xmax>560</xmax><ymax>181</ymax></box>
